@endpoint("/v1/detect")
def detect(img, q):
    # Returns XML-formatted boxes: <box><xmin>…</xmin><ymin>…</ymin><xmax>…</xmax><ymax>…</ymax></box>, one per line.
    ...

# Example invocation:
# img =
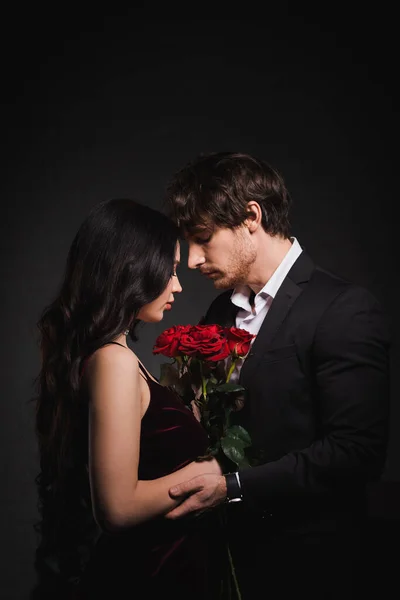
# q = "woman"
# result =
<box><xmin>33</xmin><ymin>199</ymin><xmax>224</xmax><ymax>599</ymax></box>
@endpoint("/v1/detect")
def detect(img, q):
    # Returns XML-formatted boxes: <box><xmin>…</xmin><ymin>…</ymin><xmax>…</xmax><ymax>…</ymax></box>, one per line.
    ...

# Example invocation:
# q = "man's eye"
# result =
<box><xmin>196</xmin><ymin>236</ymin><xmax>211</xmax><ymax>244</ymax></box>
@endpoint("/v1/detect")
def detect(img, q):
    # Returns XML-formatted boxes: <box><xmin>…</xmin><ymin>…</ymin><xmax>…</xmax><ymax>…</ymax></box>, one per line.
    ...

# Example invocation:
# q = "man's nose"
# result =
<box><xmin>188</xmin><ymin>246</ymin><xmax>205</xmax><ymax>270</ymax></box>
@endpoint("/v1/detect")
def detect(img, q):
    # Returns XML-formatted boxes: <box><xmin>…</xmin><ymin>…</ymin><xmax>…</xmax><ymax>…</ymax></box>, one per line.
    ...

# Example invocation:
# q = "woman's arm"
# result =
<box><xmin>86</xmin><ymin>344</ymin><xmax>220</xmax><ymax>531</ymax></box>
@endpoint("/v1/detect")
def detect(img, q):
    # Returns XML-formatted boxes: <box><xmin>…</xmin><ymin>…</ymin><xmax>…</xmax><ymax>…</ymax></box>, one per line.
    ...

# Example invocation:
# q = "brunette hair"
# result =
<box><xmin>33</xmin><ymin>198</ymin><xmax>179</xmax><ymax>591</ymax></box>
<box><xmin>165</xmin><ymin>151</ymin><xmax>292</xmax><ymax>238</ymax></box>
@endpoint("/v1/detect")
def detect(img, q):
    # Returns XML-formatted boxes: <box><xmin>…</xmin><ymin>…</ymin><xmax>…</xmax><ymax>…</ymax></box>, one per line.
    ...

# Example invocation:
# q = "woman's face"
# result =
<box><xmin>137</xmin><ymin>243</ymin><xmax>182</xmax><ymax>323</ymax></box>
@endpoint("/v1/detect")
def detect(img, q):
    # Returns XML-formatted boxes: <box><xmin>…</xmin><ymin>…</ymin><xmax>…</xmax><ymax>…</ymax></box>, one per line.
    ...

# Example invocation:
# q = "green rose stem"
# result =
<box><xmin>199</xmin><ymin>360</ymin><xmax>208</xmax><ymax>401</ymax></box>
<box><xmin>223</xmin><ymin>354</ymin><xmax>242</xmax><ymax>599</ymax></box>
<box><xmin>175</xmin><ymin>355</ymin><xmax>183</xmax><ymax>377</ymax></box>
<box><xmin>225</xmin><ymin>356</ymin><xmax>238</xmax><ymax>383</ymax></box>
<box><xmin>228</xmin><ymin>544</ymin><xmax>242</xmax><ymax>600</ymax></box>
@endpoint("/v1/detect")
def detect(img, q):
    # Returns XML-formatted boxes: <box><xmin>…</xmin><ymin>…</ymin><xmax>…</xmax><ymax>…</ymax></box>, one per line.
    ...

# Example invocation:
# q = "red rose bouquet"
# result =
<box><xmin>153</xmin><ymin>323</ymin><xmax>255</xmax><ymax>469</ymax></box>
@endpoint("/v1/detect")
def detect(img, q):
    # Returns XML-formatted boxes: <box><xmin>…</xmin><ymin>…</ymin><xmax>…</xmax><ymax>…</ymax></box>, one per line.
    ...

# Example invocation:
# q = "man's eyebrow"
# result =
<box><xmin>191</xmin><ymin>227</ymin><xmax>213</xmax><ymax>235</ymax></box>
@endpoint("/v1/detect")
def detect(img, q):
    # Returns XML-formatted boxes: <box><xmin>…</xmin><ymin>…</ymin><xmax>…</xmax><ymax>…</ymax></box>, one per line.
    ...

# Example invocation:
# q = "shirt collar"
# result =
<box><xmin>231</xmin><ymin>237</ymin><xmax>303</xmax><ymax>312</ymax></box>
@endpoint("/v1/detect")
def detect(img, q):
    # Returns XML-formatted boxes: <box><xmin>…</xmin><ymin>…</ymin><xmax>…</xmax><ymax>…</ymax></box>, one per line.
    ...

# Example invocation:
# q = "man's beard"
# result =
<box><xmin>211</xmin><ymin>242</ymin><xmax>256</xmax><ymax>290</ymax></box>
<box><xmin>212</xmin><ymin>271</ymin><xmax>248</xmax><ymax>289</ymax></box>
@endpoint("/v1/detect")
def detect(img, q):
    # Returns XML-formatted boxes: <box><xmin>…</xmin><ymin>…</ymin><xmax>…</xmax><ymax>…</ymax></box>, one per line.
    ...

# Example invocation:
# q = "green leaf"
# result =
<box><xmin>206</xmin><ymin>445</ymin><xmax>220</xmax><ymax>457</ymax></box>
<box><xmin>225</xmin><ymin>424</ymin><xmax>252</xmax><ymax>446</ymax></box>
<box><xmin>159</xmin><ymin>363</ymin><xmax>197</xmax><ymax>400</ymax></box>
<box><xmin>215</xmin><ymin>383</ymin><xmax>245</xmax><ymax>393</ymax></box>
<box><xmin>205</xmin><ymin>379</ymin><xmax>219</xmax><ymax>393</ymax></box>
<box><xmin>221</xmin><ymin>436</ymin><xmax>251</xmax><ymax>468</ymax></box>
<box><xmin>159</xmin><ymin>362</ymin><xmax>180</xmax><ymax>386</ymax></box>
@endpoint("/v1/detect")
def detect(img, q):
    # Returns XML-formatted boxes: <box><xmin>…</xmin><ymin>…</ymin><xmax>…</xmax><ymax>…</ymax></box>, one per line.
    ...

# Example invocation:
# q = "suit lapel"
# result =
<box><xmin>249</xmin><ymin>277</ymin><xmax>303</xmax><ymax>354</ymax></box>
<box><xmin>200</xmin><ymin>292</ymin><xmax>239</xmax><ymax>327</ymax></box>
<box><xmin>239</xmin><ymin>251</ymin><xmax>316</xmax><ymax>382</ymax></box>
<box><xmin>222</xmin><ymin>301</ymin><xmax>239</xmax><ymax>328</ymax></box>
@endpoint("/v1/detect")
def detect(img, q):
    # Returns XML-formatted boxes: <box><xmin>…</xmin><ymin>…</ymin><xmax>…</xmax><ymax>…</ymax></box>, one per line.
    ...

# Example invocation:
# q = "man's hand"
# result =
<box><xmin>165</xmin><ymin>473</ymin><xmax>227</xmax><ymax>519</ymax></box>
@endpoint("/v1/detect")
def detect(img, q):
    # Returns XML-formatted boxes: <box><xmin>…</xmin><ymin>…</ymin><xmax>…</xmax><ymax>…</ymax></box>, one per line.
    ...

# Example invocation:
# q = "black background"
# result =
<box><xmin>0</xmin><ymin>6</ymin><xmax>398</xmax><ymax>598</ymax></box>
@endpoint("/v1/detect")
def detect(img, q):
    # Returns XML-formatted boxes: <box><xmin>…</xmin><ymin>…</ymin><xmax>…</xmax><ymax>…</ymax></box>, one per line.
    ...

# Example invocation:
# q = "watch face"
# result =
<box><xmin>227</xmin><ymin>497</ymin><xmax>243</xmax><ymax>503</ymax></box>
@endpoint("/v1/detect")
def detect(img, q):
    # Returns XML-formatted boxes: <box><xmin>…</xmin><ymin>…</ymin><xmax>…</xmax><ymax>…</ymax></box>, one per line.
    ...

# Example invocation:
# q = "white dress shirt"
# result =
<box><xmin>228</xmin><ymin>237</ymin><xmax>303</xmax><ymax>382</ymax></box>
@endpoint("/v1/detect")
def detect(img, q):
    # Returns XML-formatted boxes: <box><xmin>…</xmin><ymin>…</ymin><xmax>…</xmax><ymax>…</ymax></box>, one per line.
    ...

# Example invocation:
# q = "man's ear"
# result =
<box><xmin>245</xmin><ymin>201</ymin><xmax>262</xmax><ymax>233</ymax></box>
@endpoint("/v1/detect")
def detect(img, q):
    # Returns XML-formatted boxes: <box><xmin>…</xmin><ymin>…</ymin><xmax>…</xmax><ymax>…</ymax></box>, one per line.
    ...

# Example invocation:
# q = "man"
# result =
<box><xmin>164</xmin><ymin>152</ymin><xmax>391</xmax><ymax>599</ymax></box>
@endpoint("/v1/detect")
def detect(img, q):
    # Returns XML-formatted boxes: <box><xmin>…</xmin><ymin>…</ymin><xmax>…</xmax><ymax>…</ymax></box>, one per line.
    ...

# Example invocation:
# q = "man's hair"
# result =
<box><xmin>165</xmin><ymin>151</ymin><xmax>292</xmax><ymax>238</ymax></box>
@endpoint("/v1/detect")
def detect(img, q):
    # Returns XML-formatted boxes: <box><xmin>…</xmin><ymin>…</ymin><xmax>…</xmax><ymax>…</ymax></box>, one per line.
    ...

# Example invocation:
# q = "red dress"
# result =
<box><xmin>78</xmin><ymin>362</ymin><xmax>224</xmax><ymax>599</ymax></box>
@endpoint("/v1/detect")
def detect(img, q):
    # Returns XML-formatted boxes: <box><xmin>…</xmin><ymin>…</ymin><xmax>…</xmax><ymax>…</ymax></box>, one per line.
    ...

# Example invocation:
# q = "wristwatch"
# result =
<box><xmin>225</xmin><ymin>472</ymin><xmax>243</xmax><ymax>503</ymax></box>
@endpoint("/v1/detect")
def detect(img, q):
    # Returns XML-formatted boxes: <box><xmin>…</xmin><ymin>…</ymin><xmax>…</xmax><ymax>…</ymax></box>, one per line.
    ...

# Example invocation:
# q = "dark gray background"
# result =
<box><xmin>1</xmin><ymin>8</ymin><xmax>398</xmax><ymax>599</ymax></box>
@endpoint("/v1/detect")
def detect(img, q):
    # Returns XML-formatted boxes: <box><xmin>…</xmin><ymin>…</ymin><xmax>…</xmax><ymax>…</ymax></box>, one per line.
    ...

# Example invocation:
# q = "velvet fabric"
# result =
<box><xmin>78</xmin><ymin>363</ymin><xmax>224</xmax><ymax>599</ymax></box>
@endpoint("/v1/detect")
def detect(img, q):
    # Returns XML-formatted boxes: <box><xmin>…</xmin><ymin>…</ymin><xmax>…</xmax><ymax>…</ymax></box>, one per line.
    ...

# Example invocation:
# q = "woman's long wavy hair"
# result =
<box><xmin>33</xmin><ymin>198</ymin><xmax>179</xmax><ymax>591</ymax></box>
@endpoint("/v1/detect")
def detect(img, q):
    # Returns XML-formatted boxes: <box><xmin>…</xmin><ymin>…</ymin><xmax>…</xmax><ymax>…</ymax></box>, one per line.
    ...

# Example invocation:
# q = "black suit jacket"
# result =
<box><xmin>202</xmin><ymin>251</ymin><xmax>391</xmax><ymax>530</ymax></box>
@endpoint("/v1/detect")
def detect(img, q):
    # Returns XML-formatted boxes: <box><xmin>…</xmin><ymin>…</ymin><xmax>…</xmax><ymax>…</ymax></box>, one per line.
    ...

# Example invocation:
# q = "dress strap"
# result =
<box><xmin>106</xmin><ymin>344</ymin><xmax>151</xmax><ymax>382</ymax></box>
<box><xmin>105</xmin><ymin>341</ymin><xmax>127</xmax><ymax>348</ymax></box>
<box><xmin>138</xmin><ymin>361</ymin><xmax>151</xmax><ymax>381</ymax></box>
<box><xmin>80</xmin><ymin>341</ymin><xmax>127</xmax><ymax>379</ymax></box>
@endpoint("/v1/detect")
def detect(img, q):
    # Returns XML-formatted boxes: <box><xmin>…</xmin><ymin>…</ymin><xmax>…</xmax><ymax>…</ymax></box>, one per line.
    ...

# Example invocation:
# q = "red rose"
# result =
<box><xmin>153</xmin><ymin>325</ymin><xmax>191</xmax><ymax>358</ymax></box>
<box><xmin>178</xmin><ymin>324</ymin><xmax>231</xmax><ymax>362</ymax></box>
<box><xmin>226</xmin><ymin>327</ymin><xmax>255</xmax><ymax>357</ymax></box>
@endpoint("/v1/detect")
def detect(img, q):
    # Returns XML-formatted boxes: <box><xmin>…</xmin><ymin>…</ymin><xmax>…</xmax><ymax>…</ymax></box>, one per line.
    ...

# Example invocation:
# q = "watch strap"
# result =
<box><xmin>225</xmin><ymin>472</ymin><xmax>243</xmax><ymax>503</ymax></box>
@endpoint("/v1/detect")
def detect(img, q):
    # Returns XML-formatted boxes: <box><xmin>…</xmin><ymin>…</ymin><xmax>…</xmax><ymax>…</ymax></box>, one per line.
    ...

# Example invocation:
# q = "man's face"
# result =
<box><xmin>185</xmin><ymin>224</ymin><xmax>256</xmax><ymax>289</ymax></box>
